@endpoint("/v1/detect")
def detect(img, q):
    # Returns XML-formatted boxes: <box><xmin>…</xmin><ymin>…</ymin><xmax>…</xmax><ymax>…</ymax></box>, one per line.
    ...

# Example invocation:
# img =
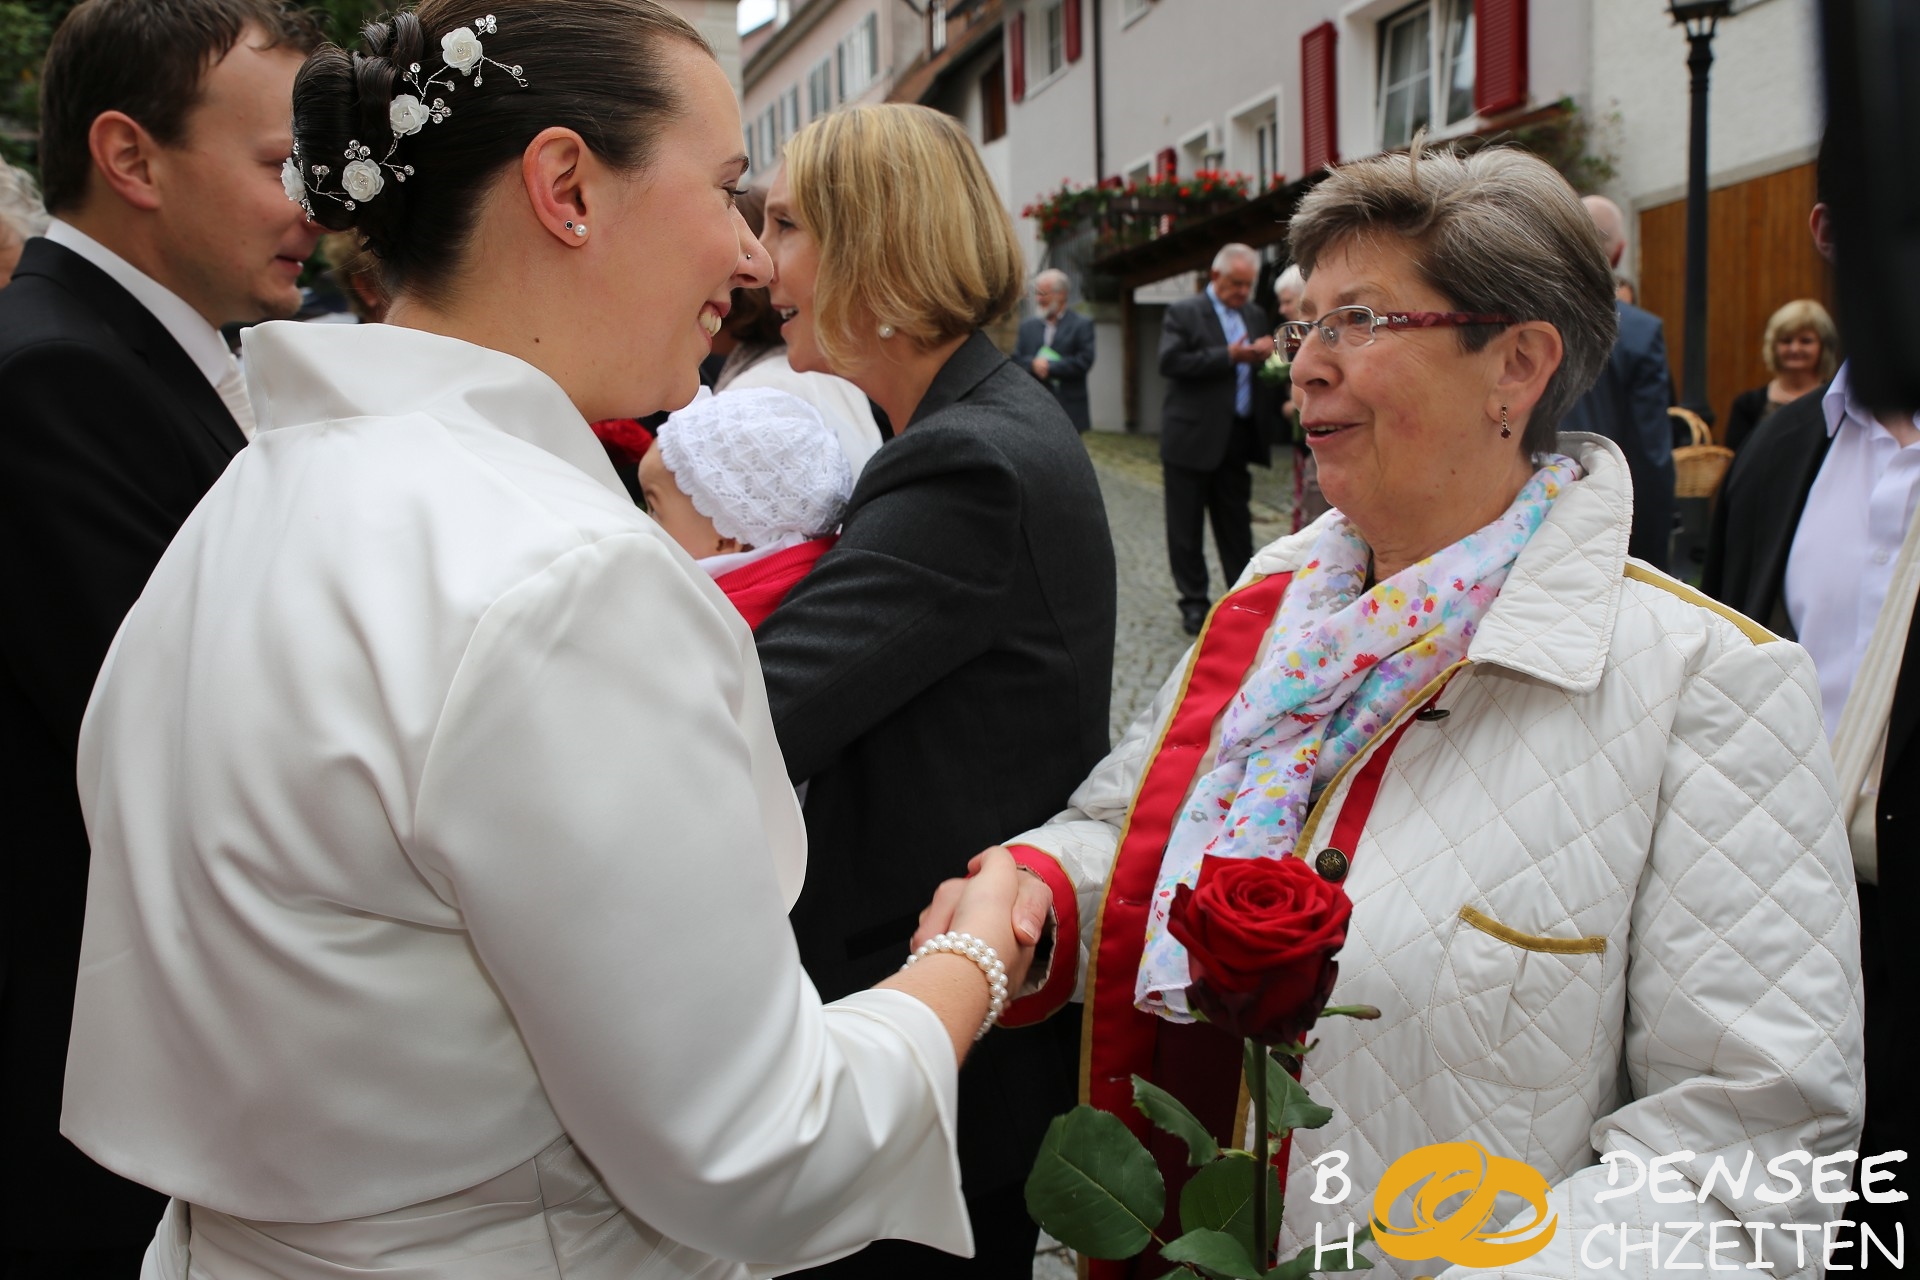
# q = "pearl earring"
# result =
<box><xmin>878</xmin><ymin>323</ymin><xmax>896</xmax><ymax>339</ymax></box>
<box><xmin>565</xmin><ymin>220</ymin><xmax>587</xmax><ymax>237</ymax></box>
<box><xmin>1500</xmin><ymin>404</ymin><xmax>1511</xmax><ymax>439</ymax></box>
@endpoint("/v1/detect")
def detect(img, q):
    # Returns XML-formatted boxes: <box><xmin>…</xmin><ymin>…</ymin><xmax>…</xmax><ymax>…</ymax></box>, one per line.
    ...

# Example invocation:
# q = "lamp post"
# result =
<box><xmin>1669</xmin><ymin>0</ymin><xmax>1731</xmax><ymax>421</ymax></box>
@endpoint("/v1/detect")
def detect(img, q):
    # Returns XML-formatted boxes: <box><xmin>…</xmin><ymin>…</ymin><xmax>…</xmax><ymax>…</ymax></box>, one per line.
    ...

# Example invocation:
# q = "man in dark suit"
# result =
<box><xmin>0</xmin><ymin>2</ymin><xmax>319</xmax><ymax>1273</ymax></box>
<box><xmin>1560</xmin><ymin>195</ymin><xmax>1677</xmax><ymax>569</ymax></box>
<box><xmin>1703</xmin><ymin>145</ymin><xmax>1914</xmax><ymax>1245</ymax></box>
<box><xmin>1011</xmin><ymin>268</ymin><xmax>1096</xmax><ymax>432</ymax></box>
<box><xmin>1158</xmin><ymin>243</ymin><xmax>1278</xmax><ymax>633</ymax></box>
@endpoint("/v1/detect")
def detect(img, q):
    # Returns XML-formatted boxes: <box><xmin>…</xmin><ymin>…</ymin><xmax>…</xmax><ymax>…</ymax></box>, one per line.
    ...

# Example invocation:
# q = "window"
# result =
<box><xmin>807</xmin><ymin>57</ymin><xmax>833</xmax><ymax>118</ymax></box>
<box><xmin>1229</xmin><ymin>93</ymin><xmax>1281</xmax><ymax>188</ymax></box>
<box><xmin>930</xmin><ymin>0</ymin><xmax>947</xmax><ymax>54</ymax></box>
<box><xmin>981</xmin><ymin>56</ymin><xmax>1007</xmax><ymax>142</ymax></box>
<box><xmin>779</xmin><ymin>86</ymin><xmax>801</xmax><ymax>145</ymax></box>
<box><xmin>1376</xmin><ymin>0</ymin><xmax>1477</xmax><ymax>150</ymax></box>
<box><xmin>838</xmin><ymin>11</ymin><xmax>880</xmax><ymax>101</ymax></box>
<box><xmin>757</xmin><ymin>105</ymin><xmax>777</xmax><ymax>170</ymax></box>
<box><xmin>1180</xmin><ymin>125</ymin><xmax>1223</xmax><ymax>177</ymax></box>
<box><xmin>1035</xmin><ymin>1</ymin><xmax>1065</xmax><ymax>81</ymax></box>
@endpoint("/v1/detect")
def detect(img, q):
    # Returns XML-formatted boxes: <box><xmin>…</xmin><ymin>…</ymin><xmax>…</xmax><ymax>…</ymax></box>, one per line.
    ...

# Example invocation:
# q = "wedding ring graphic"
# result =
<box><xmin>1370</xmin><ymin>1140</ymin><xmax>1557</xmax><ymax>1267</ymax></box>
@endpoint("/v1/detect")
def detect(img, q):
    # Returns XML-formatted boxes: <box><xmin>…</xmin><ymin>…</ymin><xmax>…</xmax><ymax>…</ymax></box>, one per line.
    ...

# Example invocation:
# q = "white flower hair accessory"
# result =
<box><xmin>289</xmin><ymin>12</ymin><xmax>527</xmax><ymax>219</ymax></box>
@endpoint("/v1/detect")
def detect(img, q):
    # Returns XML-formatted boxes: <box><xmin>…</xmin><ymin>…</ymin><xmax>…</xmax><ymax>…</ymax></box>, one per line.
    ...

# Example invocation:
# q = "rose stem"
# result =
<box><xmin>1250</xmin><ymin>1038</ymin><xmax>1269</xmax><ymax>1271</ymax></box>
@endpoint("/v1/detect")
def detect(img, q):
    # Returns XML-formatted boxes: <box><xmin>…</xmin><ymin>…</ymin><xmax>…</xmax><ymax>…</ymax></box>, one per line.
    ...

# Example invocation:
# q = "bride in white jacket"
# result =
<box><xmin>60</xmin><ymin>3</ymin><xmax>1049</xmax><ymax>1276</ymax></box>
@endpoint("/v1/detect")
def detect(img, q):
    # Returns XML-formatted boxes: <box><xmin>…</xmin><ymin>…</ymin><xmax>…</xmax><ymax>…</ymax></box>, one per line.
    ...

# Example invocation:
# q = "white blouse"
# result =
<box><xmin>61</xmin><ymin>321</ymin><xmax>969</xmax><ymax>1276</ymax></box>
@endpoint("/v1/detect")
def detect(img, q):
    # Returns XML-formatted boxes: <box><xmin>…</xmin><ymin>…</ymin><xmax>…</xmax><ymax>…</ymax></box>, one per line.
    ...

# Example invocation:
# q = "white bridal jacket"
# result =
<box><xmin>61</xmin><ymin>321</ymin><xmax>971</xmax><ymax>1279</ymax></box>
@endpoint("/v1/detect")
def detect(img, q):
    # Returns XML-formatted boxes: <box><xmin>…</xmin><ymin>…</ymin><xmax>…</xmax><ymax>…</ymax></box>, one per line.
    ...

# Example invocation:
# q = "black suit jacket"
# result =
<box><xmin>1560</xmin><ymin>301</ymin><xmax>1677</xmax><ymax>569</ymax></box>
<box><xmin>1157</xmin><ymin>291</ymin><xmax>1277</xmax><ymax>470</ymax></box>
<box><xmin>0</xmin><ymin>238</ymin><xmax>245</xmax><ymax>1244</ymax></box>
<box><xmin>755</xmin><ymin>332</ymin><xmax>1117</xmax><ymax>1192</ymax></box>
<box><xmin>1012</xmin><ymin>309</ymin><xmax>1097</xmax><ymax>432</ymax></box>
<box><xmin>1701</xmin><ymin>378</ymin><xmax>1917</xmax><ymax>1167</ymax></box>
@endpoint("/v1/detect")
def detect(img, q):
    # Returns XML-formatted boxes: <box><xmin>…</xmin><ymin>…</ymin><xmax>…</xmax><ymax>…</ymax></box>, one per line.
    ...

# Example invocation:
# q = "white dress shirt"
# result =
<box><xmin>44</xmin><ymin>218</ymin><xmax>256</xmax><ymax>437</ymax></box>
<box><xmin>62</xmin><ymin>321</ymin><xmax>968</xmax><ymax>1276</ymax></box>
<box><xmin>1784</xmin><ymin>362</ymin><xmax>1920</xmax><ymax>737</ymax></box>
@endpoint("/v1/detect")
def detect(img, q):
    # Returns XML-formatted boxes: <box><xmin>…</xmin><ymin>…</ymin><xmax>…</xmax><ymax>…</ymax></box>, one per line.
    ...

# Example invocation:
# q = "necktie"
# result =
<box><xmin>216</xmin><ymin>355</ymin><xmax>257</xmax><ymax>442</ymax></box>
<box><xmin>1044</xmin><ymin>320</ymin><xmax>1057</xmax><ymax>350</ymax></box>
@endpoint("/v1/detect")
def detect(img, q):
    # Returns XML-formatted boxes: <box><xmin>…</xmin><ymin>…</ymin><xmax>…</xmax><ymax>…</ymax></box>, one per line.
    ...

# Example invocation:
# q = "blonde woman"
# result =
<box><xmin>756</xmin><ymin>104</ymin><xmax>1117</xmax><ymax>1278</ymax></box>
<box><xmin>1725</xmin><ymin>298</ymin><xmax>1839</xmax><ymax>452</ymax></box>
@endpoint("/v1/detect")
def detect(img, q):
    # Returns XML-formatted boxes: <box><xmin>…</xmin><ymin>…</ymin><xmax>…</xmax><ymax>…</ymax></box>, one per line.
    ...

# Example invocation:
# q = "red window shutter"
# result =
<box><xmin>1475</xmin><ymin>0</ymin><xmax>1529</xmax><ymax>116</ymax></box>
<box><xmin>1009</xmin><ymin>13</ymin><xmax>1026</xmax><ymax>103</ymax></box>
<box><xmin>1064</xmin><ymin>0</ymin><xmax>1083</xmax><ymax>62</ymax></box>
<box><xmin>1157</xmin><ymin>147</ymin><xmax>1177</xmax><ymax>178</ymax></box>
<box><xmin>1301</xmin><ymin>22</ymin><xmax>1338</xmax><ymax>174</ymax></box>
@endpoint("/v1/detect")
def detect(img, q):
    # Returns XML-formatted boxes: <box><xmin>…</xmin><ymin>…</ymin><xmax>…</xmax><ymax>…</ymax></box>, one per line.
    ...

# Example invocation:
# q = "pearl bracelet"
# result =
<box><xmin>901</xmin><ymin>931</ymin><xmax>1010</xmax><ymax>1041</ymax></box>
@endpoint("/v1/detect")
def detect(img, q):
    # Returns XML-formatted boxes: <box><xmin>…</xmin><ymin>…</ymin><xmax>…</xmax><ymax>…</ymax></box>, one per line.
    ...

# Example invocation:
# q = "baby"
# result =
<box><xmin>640</xmin><ymin>386</ymin><xmax>853</xmax><ymax>630</ymax></box>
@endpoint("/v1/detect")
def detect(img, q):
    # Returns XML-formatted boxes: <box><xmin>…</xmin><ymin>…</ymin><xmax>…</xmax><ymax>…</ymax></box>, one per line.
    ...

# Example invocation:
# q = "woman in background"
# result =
<box><xmin>1725</xmin><ymin>297</ymin><xmax>1838</xmax><ymax>452</ymax></box>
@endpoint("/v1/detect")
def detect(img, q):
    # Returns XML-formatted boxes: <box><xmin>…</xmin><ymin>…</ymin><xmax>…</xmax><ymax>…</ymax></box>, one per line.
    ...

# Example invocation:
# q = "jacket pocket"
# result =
<box><xmin>1424</xmin><ymin>905</ymin><xmax>1608</xmax><ymax>1092</ymax></box>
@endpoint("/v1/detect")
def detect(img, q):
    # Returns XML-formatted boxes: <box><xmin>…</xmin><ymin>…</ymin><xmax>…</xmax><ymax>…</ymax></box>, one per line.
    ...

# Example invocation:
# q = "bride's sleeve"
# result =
<box><xmin>410</xmin><ymin>530</ymin><xmax>970</xmax><ymax>1271</ymax></box>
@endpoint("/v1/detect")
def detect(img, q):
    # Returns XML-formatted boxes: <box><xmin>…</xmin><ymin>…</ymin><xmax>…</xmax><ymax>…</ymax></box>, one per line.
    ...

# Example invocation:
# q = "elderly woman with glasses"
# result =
<box><xmin>971</xmin><ymin>146</ymin><xmax>1863</xmax><ymax>1277</ymax></box>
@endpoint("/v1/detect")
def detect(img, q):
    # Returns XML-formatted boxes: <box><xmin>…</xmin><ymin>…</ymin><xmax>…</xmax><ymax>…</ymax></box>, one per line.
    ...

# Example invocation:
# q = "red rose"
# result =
<box><xmin>1167</xmin><ymin>854</ymin><xmax>1352</xmax><ymax>1046</ymax></box>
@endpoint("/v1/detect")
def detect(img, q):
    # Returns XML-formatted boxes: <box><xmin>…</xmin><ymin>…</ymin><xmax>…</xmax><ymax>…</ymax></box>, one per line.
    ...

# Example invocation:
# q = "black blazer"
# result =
<box><xmin>1012</xmin><ymin>308</ymin><xmax>1097</xmax><ymax>432</ymax></box>
<box><xmin>1701</xmin><ymin>378</ymin><xmax>1917</xmax><ymax>1168</ymax></box>
<box><xmin>1560</xmin><ymin>301</ymin><xmax>1677</xmax><ymax>569</ymax></box>
<box><xmin>1157</xmin><ymin>291</ymin><xmax>1277</xmax><ymax>471</ymax></box>
<box><xmin>755</xmin><ymin>332</ymin><xmax>1117</xmax><ymax>1191</ymax></box>
<box><xmin>0</xmin><ymin>238</ymin><xmax>244</xmax><ymax>1244</ymax></box>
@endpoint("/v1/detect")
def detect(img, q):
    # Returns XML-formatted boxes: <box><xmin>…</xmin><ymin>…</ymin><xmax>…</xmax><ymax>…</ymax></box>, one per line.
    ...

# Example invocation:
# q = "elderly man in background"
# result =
<box><xmin>1560</xmin><ymin>193</ymin><xmax>1677</xmax><ymax>569</ymax></box>
<box><xmin>1012</xmin><ymin>268</ymin><xmax>1096</xmax><ymax>433</ymax></box>
<box><xmin>1158</xmin><ymin>243</ymin><xmax>1278</xmax><ymax>634</ymax></box>
<box><xmin>0</xmin><ymin>163</ymin><xmax>49</xmax><ymax>284</ymax></box>
<box><xmin>0</xmin><ymin>1</ymin><xmax>321</xmax><ymax>1273</ymax></box>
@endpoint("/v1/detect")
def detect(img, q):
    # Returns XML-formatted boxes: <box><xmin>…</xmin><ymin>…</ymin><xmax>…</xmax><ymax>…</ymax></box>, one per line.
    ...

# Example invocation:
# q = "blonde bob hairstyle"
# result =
<box><xmin>1761</xmin><ymin>298</ymin><xmax>1839</xmax><ymax>379</ymax></box>
<box><xmin>781</xmin><ymin>103</ymin><xmax>1025</xmax><ymax>369</ymax></box>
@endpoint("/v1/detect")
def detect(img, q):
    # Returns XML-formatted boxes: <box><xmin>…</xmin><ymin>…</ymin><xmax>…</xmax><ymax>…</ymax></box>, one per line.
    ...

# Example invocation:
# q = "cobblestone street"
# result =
<box><xmin>1032</xmin><ymin>434</ymin><xmax>1293</xmax><ymax>1280</ymax></box>
<box><xmin>1085</xmin><ymin>432</ymin><xmax>1294</xmax><ymax>743</ymax></box>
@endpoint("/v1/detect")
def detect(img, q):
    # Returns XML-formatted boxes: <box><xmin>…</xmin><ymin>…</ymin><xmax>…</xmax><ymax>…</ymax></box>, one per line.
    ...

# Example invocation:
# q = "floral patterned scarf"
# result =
<box><xmin>1137</xmin><ymin>456</ymin><xmax>1583</xmax><ymax>1018</ymax></box>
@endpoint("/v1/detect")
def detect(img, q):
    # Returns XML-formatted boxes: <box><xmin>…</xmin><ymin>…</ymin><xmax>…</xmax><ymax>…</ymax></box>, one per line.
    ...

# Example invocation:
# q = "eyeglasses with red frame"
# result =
<box><xmin>1277</xmin><ymin>305</ymin><xmax>1519</xmax><ymax>359</ymax></box>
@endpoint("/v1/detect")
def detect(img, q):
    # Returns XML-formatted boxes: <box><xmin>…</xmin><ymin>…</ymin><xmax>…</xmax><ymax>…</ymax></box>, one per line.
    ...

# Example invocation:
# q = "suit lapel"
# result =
<box><xmin>14</xmin><ymin>240</ymin><xmax>247</xmax><ymax>459</ymax></box>
<box><xmin>1753</xmin><ymin>391</ymin><xmax>1836</xmax><ymax>635</ymax></box>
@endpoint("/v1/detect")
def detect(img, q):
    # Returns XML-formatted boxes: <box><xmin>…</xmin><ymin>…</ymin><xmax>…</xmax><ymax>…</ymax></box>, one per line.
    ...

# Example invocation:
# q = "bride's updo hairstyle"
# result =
<box><xmin>292</xmin><ymin>0</ymin><xmax>705</xmax><ymax>300</ymax></box>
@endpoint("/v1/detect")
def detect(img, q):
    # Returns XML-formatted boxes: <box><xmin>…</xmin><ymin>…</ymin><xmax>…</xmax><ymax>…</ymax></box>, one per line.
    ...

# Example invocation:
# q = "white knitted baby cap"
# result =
<box><xmin>655</xmin><ymin>386</ymin><xmax>854</xmax><ymax>549</ymax></box>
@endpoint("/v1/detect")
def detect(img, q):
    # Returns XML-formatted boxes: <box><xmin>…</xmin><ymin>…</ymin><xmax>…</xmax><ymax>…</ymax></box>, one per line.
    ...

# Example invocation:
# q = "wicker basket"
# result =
<box><xmin>1670</xmin><ymin>406</ymin><xmax>1734</xmax><ymax>499</ymax></box>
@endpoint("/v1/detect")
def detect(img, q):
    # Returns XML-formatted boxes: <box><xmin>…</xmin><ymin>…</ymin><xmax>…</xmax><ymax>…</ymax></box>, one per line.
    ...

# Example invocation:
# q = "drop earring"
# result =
<box><xmin>1500</xmin><ymin>404</ymin><xmax>1511</xmax><ymax>439</ymax></box>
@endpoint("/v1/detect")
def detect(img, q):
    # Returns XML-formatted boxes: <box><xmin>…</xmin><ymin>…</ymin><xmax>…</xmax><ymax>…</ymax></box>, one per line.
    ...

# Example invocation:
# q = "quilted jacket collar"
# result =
<box><xmin>1249</xmin><ymin>432</ymin><xmax>1631</xmax><ymax>693</ymax></box>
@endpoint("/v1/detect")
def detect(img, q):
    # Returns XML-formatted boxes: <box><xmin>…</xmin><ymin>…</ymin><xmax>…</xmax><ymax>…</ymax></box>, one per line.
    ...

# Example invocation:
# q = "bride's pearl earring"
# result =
<box><xmin>878</xmin><ymin>323</ymin><xmax>896</xmax><ymax>339</ymax></box>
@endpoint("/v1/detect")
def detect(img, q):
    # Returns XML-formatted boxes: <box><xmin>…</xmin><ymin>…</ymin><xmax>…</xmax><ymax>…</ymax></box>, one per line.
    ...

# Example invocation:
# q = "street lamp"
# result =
<box><xmin>1668</xmin><ymin>0</ymin><xmax>1731</xmax><ymax>421</ymax></box>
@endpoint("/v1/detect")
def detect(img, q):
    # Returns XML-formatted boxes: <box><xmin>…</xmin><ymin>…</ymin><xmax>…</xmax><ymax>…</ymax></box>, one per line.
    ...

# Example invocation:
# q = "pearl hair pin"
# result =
<box><xmin>902</xmin><ymin>931</ymin><xmax>1009</xmax><ymax>1040</ymax></box>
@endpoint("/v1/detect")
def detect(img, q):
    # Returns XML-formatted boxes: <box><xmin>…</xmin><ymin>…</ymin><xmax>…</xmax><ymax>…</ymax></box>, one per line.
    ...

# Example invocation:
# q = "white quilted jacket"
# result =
<box><xmin>1012</xmin><ymin>435</ymin><xmax>1864</xmax><ymax>1278</ymax></box>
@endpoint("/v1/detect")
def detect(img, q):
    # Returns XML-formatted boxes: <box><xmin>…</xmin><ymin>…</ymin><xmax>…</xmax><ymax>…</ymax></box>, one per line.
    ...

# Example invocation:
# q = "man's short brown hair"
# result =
<box><xmin>37</xmin><ymin>0</ymin><xmax>322</xmax><ymax>214</ymax></box>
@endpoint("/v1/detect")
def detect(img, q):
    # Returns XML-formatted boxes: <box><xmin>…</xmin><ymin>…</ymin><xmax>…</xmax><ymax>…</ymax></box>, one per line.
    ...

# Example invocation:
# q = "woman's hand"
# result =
<box><xmin>883</xmin><ymin>847</ymin><xmax>1050</xmax><ymax>1062</ymax></box>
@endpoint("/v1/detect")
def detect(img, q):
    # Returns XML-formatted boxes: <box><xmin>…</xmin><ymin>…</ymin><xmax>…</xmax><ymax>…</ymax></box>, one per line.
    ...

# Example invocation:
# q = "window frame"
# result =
<box><xmin>1373</xmin><ymin>0</ymin><xmax>1478</xmax><ymax>152</ymax></box>
<box><xmin>837</xmin><ymin>11</ymin><xmax>881</xmax><ymax>102</ymax></box>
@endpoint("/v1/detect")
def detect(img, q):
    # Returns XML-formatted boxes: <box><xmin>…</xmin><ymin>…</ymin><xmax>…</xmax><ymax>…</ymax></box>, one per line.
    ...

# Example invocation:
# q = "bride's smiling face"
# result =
<box><xmin>591</xmin><ymin>42</ymin><xmax>768</xmax><ymax>414</ymax></box>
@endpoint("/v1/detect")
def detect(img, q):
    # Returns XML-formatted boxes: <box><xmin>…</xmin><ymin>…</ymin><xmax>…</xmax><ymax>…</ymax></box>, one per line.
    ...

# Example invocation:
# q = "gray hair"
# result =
<box><xmin>1210</xmin><ymin>242</ymin><xmax>1258</xmax><ymax>275</ymax></box>
<box><xmin>1274</xmin><ymin>263</ymin><xmax>1305</xmax><ymax>302</ymax></box>
<box><xmin>1034</xmin><ymin>267</ymin><xmax>1070</xmax><ymax>294</ymax></box>
<box><xmin>0</xmin><ymin>164</ymin><xmax>49</xmax><ymax>243</ymax></box>
<box><xmin>1286</xmin><ymin>145</ymin><xmax>1617</xmax><ymax>454</ymax></box>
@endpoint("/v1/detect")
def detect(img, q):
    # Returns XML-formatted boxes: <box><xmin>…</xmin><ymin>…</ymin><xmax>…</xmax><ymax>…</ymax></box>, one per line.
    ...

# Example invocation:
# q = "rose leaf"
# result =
<box><xmin>1177</xmin><ymin>1152</ymin><xmax>1282</xmax><ymax>1257</ymax></box>
<box><xmin>1133</xmin><ymin>1074</ymin><xmax>1221</xmax><ymax>1166</ymax></box>
<box><xmin>1249</xmin><ymin>1045</ymin><xmax>1335</xmax><ymax>1136</ymax></box>
<box><xmin>1160</xmin><ymin>1228</ymin><xmax>1268</xmax><ymax>1280</ymax></box>
<box><xmin>1024</xmin><ymin>1106</ymin><xmax>1165</xmax><ymax>1259</ymax></box>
